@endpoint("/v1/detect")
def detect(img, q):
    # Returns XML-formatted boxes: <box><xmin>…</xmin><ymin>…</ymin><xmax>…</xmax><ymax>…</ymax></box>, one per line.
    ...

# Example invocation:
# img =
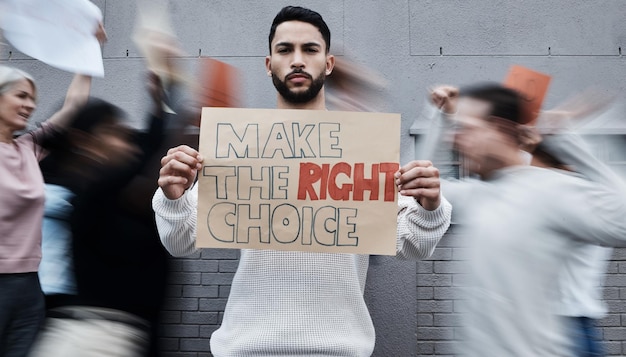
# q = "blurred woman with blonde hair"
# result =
<box><xmin>0</xmin><ymin>65</ymin><xmax>91</xmax><ymax>356</ymax></box>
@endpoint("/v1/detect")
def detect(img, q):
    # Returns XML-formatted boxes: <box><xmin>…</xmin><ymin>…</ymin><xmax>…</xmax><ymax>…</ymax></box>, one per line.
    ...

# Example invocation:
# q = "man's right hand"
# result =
<box><xmin>158</xmin><ymin>145</ymin><xmax>203</xmax><ymax>200</ymax></box>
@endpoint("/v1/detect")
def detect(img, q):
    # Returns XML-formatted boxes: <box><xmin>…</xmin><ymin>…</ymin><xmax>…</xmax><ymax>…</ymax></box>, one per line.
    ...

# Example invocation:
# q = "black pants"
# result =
<box><xmin>0</xmin><ymin>273</ymin><xmax>45</xmax><ymax>357</ymax></box>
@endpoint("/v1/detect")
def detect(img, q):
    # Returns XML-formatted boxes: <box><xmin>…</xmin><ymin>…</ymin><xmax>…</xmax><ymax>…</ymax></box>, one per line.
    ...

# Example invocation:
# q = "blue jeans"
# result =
<box><xmin>0</xmin><ymin>273</ymin><xmax>45</xmax><ymax>357</ymax></box>
<box><xmin>567</xmin><ymin>316</ymin><xmax>605</xmax><ymax>357</ymax></box>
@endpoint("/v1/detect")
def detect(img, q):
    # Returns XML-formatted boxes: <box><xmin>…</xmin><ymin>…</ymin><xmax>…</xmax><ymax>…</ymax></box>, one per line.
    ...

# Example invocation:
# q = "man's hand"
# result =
<box><xmin>395</xmin><ymin>160</ymin><xmax>441</xmax><ymax>211</ymax></box>
<box><xmin>158</xmin><ymin>145</ymin><xmax>203</xmax><ymax>200</ymax></box>
<box><xmin>429</xmin><ymin>85</ymin><xmax>459</xmax><ymax>114</ymax></box>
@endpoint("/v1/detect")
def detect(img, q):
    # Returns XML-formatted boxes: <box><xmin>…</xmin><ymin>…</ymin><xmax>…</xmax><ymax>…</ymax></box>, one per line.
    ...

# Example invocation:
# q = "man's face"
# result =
<box><xmin>453</xmin><ymin>97</ymin><xmax>518</xmax><ymax>177</ymax></box>
<box><xmin>266</xmin><ymin>20</ymin><xmax>334</xmax><ymax>104</ymax></box>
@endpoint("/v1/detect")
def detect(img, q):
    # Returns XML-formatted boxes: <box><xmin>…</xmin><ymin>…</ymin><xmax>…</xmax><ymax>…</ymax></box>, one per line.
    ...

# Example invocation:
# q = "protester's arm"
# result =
<box><xmin>29</xmin><ymin>73</ymin><xmax>93</xmax><ymax>157</ymax></box>
<box><xmin>45</xmin><ymin>22</ymin><xmax>106</xmax><ymax>129</ymax></box>
<box><xmin>390</xmin><ymin>86</ymin><xmax>462</xmax><ymax>259</ymax></box>
<box><xmin>415</xmin><ymin>85</ymin><xmax>458</xmax><ymax>161</ymax></box>
<box><xmin>136</xmin><ymin>72</ymin><xmax>167</xmax><ymax>156</ymax></box>
<box><xmin>540</xmin><ymin>132</ymin><xmax>624</xmax><ymax>189</ymax></box>
<box><xmin>152</xmin><ymin>184</ymin><xmax>199</xmax><ymax>257</ymax></box>
<box><xmin>35</xmin><ymin>74</ymin><xmax>91</xmax><ymax>133</ymax></box>
<box><xmin>540</xmin><ymin>132</ymin><xmax>626</xmax><ymax>246</ymax></box>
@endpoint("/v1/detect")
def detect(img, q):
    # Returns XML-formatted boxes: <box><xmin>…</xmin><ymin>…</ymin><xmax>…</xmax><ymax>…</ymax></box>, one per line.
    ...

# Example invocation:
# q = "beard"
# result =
<box><xmin>272</xmin><ymin>69</ymin><xmax>326</xmax><ymax>104</ymax></box>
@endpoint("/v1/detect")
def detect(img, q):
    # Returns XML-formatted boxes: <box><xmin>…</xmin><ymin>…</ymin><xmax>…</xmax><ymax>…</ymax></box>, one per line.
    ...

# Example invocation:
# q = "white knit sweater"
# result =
<box><xmin>153</xmin><ymin>186</ymin><xmax>451</xmax><ymax>356</ymax></box>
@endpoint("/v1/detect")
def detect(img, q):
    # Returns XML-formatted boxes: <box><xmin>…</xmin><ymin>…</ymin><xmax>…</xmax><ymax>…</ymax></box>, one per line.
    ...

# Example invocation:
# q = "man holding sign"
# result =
<box><xmin>153</xmin><ymin>6</ymin><xmax>451</xmax><ymax>356</ymax></box>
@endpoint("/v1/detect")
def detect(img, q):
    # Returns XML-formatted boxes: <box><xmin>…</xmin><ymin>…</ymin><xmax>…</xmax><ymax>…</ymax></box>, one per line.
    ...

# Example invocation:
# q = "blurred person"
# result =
<box><xmin>558</xmin><ymin>244</ymin><xmax>611</xmax><ymax>357</ymax></box>
<box><xmin>325</xmin><ymin>55</ymin><xmax>388</xmax><ymax>112</ymax></box>
<box><xmin>152</xmin><ymin>6</ymin><xmax>451</xmax><ymax>356</ymax></box>
<box><xmin>0</xmin><ymin>21</ymin><xmax>104</xmax><ymax>357</ymax></box>
<box><xmin>28</xmin><ymin>72</ymin><xmax>178</xmax><ymax>357</ymax></box>
<box><xmin>521</xmin><ymin>144</ymin><xmax>611</xmax><ymax>357</ymax></box>
<box><xmin>416</xmin><ymin>83</ymin><xmax>626</xmax><ymax>356</ymax></box>
<box><xmin>524</xmin><ymin>110</ymin><xmax>614</xmax><ymax>357</ymax></box>
<box><xmin>32</xmin><ymin>30</ymin><xmax>190</xmax><ymax>356</ymax></box>
<box><xmin>0</xmin><ymin>66</ymin><xmax>91</xmax><ymax>356</ymax></box>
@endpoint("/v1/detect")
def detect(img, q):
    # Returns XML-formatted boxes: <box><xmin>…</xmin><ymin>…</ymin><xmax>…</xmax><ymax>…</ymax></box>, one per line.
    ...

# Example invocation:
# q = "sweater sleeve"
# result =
<box><xmin>540</xmin><ymin>133</ymin><xmax>626</xmax><ymax>189</ymax></box>
<box><xmin>414</xmin><ymin>101</ymin><xmax>456</xmax><ymax>161</ymax></box>
<box><xmin>540</xmin><ymin>133</ymin><xmax>626</xmax><ymax>247</ymax></box>
<box><xmin>395</xmin><ymin>194</ymin><xmax>452</xmax><ymax>259</ymax></box>
<box><xmin>24</xmin><ymin>122</ymin><xmax>63</xmax><ymax>160</ymax></box>
<box><xmin>152</xmin><ymin>184</ymin><xmax>199</xmax><ymax>257</ymax></box>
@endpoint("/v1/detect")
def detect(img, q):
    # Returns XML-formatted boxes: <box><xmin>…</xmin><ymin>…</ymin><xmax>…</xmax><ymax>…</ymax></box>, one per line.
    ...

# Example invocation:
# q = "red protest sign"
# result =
<box><xmin>503</xmin><ymin>65</ymin><xmax>552</xmax><ymax>124</ymax></box>
<box><xmin>194</xmin><ymin>58</ymin><xmax>241</xmax><ymax>126</ymax></box>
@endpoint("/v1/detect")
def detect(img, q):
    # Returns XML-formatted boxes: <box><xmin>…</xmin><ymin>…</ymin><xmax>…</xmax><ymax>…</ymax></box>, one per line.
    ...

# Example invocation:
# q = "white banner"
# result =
<box><xmin>0</xmin><ymin>0</ymin><xmax>104</xmax><ymax>77</ymax></box>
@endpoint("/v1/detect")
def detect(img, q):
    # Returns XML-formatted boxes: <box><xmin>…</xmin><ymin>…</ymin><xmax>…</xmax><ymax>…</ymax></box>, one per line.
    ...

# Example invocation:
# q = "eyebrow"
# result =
<box><xmin>274</xmin><ymin>41</ymin><xmax>322</xmax><ymax>49</ymax></box>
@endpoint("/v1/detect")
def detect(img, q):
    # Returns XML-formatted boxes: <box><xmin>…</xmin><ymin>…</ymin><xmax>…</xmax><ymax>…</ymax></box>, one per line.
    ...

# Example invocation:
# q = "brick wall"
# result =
<box><xmin>158</xmin><ymin>249</ymin><xmax>239</xmax><ymax>357</ymax></box>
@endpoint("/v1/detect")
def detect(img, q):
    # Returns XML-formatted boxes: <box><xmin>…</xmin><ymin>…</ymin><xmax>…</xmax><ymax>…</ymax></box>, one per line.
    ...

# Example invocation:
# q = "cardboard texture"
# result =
<box><xmin>503</xmin><ymin>65</ymin><xmax>552</xmax><ymax>124</ymax></box>
<box><xmin>197</xmin><ymin>108</ymin><xmax>401</xmax><ymax>255</ymax></box>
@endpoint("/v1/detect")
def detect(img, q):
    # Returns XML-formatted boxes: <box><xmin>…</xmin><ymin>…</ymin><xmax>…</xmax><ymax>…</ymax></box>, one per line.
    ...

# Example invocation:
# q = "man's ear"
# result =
<box><xmin>265</xmin><ymin>56</ymin><xmax>272</xmax><ymax>77</ymax></box>
<box><xmin>325</xmin><ymin>54</ymin><xmax>335</xmax><ymax>76</ymax></box>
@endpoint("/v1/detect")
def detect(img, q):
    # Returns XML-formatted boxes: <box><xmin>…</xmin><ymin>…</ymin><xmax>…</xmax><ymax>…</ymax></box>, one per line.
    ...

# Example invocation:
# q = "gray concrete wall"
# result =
<box><xmin>2</xmin><ymin>1</ymin><xmax>626</xmax><ymax>356</ymax></box>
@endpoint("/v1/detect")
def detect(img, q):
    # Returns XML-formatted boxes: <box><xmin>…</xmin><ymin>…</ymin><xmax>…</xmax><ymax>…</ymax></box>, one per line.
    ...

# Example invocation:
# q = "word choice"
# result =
<box><xmin>206</xmin><ymin>203</ymin><xmax>359</xmax><ymax>247</ymax></box>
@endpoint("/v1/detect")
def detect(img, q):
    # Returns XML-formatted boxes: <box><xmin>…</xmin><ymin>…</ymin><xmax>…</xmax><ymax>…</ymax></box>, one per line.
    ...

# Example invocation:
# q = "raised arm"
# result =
<box><xmin>45</xmin><ymin>74</ymin><xmax>92</xmax><ymax>129</ymax></box>
<box><xmin>416</xmin><ymin>85</ymin><xmax>459</xmax><ymax>161</ymax></box>
<box><xmin>46</xmin><ymin>22</ymin><xmax>106</xmax><ymax>129</ymax></box>
<box><xmin>540</xmin><ymin>131</ymin><xmax>626</xmax><ymax>247</ymax></box>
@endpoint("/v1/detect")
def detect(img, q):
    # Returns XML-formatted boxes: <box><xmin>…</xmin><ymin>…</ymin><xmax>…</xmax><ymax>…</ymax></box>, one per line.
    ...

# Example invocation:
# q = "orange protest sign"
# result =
<box><xmin>503</xmin><ymin>65</ymin><xmax>552</xmax><ymax>124</ymax></box>
<box><xmin>197</xmin><ymin>108</ymin><xmax>401</xmax><ymax>255</ymax></box>
<box><xmin>194</xmin><ymin>58</ymin><xmax>241</xmax><ymax>126</ymax></box>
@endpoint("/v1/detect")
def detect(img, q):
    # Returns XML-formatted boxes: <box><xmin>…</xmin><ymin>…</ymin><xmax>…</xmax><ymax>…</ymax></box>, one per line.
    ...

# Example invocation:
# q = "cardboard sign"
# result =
<box><xmin>133</xmin><ymin>0</ymin><xmax>185</xmax><ymax>85</ymax></box>
<box><xmin>503</xmin><ymin>65</ymin><xmax>552</xmax><ymax>124</ymax></box>
<box><xmin>197</xmin><ymin>108</ymin><xmax>401</xmax><ymax>255</ymax></box>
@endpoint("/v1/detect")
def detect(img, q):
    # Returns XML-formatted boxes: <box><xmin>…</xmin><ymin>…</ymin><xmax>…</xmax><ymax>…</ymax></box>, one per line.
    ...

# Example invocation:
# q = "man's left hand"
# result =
<box><xmin>395</xmin><ymin>160</ymin><xmax>441</xmax><ymax>211</ymax></box>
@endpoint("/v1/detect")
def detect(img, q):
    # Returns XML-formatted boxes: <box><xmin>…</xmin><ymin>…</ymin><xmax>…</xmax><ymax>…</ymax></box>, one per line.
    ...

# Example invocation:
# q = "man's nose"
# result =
<box><xmin>291</xmin><ymin>49</ymin><xmax>305</xmax><ymax>69</ymax></box>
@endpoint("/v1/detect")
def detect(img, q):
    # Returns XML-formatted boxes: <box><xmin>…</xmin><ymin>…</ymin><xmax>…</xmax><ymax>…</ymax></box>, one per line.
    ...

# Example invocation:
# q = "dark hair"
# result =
<box><xmin>70</xmin><ymin>97</ymin><xmax>123</xmax><ymax>133</ymax></box>
<box><xmin>40</xmin><ymin>98</ymin><xmax>126</xmax><ymax>188</ymax></box>
<box><xmin>268</xmin><ymin>6</ymin><xmax>331</xmax><ymax>54</ymax></box>
<box><xmin>459</xmin><ymin>83</ymin><xmax>523</xmax><ymax>124</ymax></box>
